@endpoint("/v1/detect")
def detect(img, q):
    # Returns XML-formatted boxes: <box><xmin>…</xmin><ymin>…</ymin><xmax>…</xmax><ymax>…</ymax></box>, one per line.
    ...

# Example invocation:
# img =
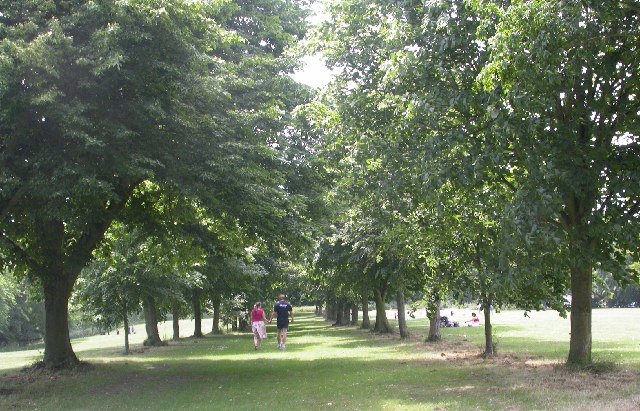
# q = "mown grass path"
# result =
<box><xmin>1</xmin><ymin>309</ymin><xmax>639</xmax><ymax>410</ymax></box>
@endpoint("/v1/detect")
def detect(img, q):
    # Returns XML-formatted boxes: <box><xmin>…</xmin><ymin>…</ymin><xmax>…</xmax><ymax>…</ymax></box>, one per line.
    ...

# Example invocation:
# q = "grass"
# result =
<box><xmin>0</xmin><ymin>308</ymin><xmax>639</xmax><ymax>410</ymax></box>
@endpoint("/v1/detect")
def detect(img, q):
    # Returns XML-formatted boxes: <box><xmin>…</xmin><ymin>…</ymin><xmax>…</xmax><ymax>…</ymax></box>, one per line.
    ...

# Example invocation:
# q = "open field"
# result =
<box><xmin>1</xmin><ymin>308</ymin><xmax>639</xmax><ymax>410</ymax></box>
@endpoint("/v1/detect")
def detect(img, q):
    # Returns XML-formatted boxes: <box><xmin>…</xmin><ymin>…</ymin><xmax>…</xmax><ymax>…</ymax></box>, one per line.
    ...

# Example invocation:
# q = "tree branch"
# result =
<box><xmin>0</xmin><ymin>231</ymin><xmax>40</xmax><ymax>273</ymax></box>
<box><xmin>626</xmin><ymin>199</ymin><xmax>640</xmax><ymax>219</ymax></box>
<box><xmin>497</xmin><ymin>174</ymin><xmax>517</xmax><ymax>193</ymax></box>
<box><xmin>620</xmin><ymin>0</ymin><xmax>640</xmax><ymax>15</ymax></box>
<box><xmin>64</xmin><ymin>179</ymin><xmax>142</xmax><ymax>286</ymax></box>
<box><xmin>0</xmin><ymin>186</ymin><xmax>25</xmax><ymax>224</ymax></box>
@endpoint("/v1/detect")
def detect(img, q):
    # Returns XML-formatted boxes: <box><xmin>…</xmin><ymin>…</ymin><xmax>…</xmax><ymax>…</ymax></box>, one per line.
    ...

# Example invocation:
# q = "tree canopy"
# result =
<box><xmin>308</xmin><ymin>0</ymin><xmax>639</xmax><ymax>364</ymax></box>
<box><xmin>1</xmin><ymin>0</ymin><xmax>638</xmax><ymax>369</ymax></box>
<box><xmin>0</xmin><ymin>0</ymin><xmax>313</xmax><ymax>368</ymax></box>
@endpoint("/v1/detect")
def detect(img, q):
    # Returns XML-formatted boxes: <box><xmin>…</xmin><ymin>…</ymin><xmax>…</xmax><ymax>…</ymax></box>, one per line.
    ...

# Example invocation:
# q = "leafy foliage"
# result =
<box><xmin>0</xmin><ymin>0</ymin><xmax>313</xmax><ymax>367</ymax></box>
<box><xmin>309</xmin><ymin>0</ymin><xmax>639</xmax><ymax>363</ymax></box>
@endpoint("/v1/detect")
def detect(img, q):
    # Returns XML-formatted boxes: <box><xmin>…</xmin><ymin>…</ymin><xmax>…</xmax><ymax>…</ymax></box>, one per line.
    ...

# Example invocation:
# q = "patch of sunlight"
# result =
<box><xmin>0</xmin><ymin>349</ymin><xmax>43</xmax><ymax>371</ymax></box>
<box><xmin>524</xmin><ymin>358</ymin><xmax>563</xmax><ymax>368</ymax></box>
<box><xmin>379</xmin><ymin>399</ymin><xmax>452</xmax><ymax>410</ymax></box>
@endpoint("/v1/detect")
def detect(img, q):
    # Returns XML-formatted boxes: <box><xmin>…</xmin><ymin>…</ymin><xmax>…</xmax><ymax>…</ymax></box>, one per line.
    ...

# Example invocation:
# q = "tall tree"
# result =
<box><xmin>0</xmin><ymin>0</ymin><xmax>309</xmax><ymax>368</ymax></box>
<box><xmin>470</xmin><ymin>0</ymin><xmax>640</xmax><ymax>364</ymax></box>
<box><xmin>311</xmin><ymin>0</ymin><xmax>580</xmax><ymax>353</ymax></box>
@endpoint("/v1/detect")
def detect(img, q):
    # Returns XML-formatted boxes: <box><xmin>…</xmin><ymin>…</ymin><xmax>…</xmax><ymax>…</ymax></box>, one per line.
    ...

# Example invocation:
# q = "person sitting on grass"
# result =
<box><xmin>465</xmin><ymin>312</ymin><xmax>481</xmax><ymax>327</ymax></box>
<box><xmin>446</xmin><ymin>310</ymin><xmax>459</xmax><ymax>327</ymax></box>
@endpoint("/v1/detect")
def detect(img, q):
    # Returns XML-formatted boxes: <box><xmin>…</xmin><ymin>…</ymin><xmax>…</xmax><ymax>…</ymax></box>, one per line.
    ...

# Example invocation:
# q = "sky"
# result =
<box><xmin>289</xmin><ymin>2</ymin><xmax>336</xmax><ymax>89</ymax></box>
<box><xmin>291</xmin><ymin>54</ymin><xmax>335</xmax><ymax>89</ymax></box>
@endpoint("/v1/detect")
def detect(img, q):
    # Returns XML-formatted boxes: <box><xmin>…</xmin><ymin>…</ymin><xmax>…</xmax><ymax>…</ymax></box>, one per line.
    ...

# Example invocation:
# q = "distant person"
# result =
<box><xmin>251</xmin><ymin>302</ymin><xmax>268</xmax><ymax>350</ymax></box>
<box><xmin>269</xmin><ymin>294</ymin><xmax>294</xmax><ymax>350</ymax></box>
<box><xmin>447</xmin><ymin>310</ymin><xmax>459</xmax><ymax>327</ymax></box>
<box><xmin>466</xmin><ymin>312</ymin><xmax>481</xmax><ymax>327</ymax></box>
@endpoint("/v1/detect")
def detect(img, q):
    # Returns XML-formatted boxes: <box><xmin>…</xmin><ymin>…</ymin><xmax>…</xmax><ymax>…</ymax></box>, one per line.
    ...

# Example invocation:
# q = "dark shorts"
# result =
<box><xmin>277</xmin><ymin>320</ymin><xmax>289</xmax><ymax>330</ymax></box>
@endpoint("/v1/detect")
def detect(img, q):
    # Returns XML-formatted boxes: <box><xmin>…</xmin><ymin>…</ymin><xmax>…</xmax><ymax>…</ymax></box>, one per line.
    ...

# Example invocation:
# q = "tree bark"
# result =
<box><xmin>334</xmin><ymin>300</ymin><xmax>344</xmax><ymax>326</ymax></box>
<box><xmin>351</xmin><ymin>303</ymin><xmax>358</xmax><ymax>325</ymax></box>
<box><xmin>123</xmin><ymin>311</ymin><xmax>130</xmax><ymax>355</ymax></box>
<box><xmin>482</xmin><ymin>299</ymin><xmax>494</xmax><ymax>358</ymax></box>
<box><xmin>361</xmin><ymin>288</ymin><xmax>370</xmax><ymax>329</ymax></box>
<box><xmin>211</xmin><ymin>294</ymin><xmax>222</xmax><ymax>334</ymax></box>
<box><xmin>568</xmin><ymin>265</ymin><xmax>592</xmax><ymax>365</ymax></box>
<box><xmin>172</xmin><ymin>300</ymin><xmax>180</xmax><ymax>340</ymax></box>
<box><xmin>342</xmin><ymin>302</ymin><xmax>351</xmax><ymax>325</ymax></box>
<box><xmin>396</xmin><ymin>285</ymin><xmax>409</xmax><ymax>339</ymax></box>
<box><xmin>192</xmin><ymin>290</ymin><xmax>203</xmax><ymax>338</ymax></box>
<box><xmin>42</xmin><ymin>278</ymin><xmax>79</xmax><ymax>368</ymax></box>
<box><xmin>426</xmin><ymin>297</ymin><xmax>442</xmax><ymax>342</ymax></box>
<box><xmin>325</xmin><ymin>295</ymin><xmax>337</xmax><ymax>322</ymax></box>
<box><xmin>563</xmin><ymin>191</ymin><xmax>596</xmax><ymax>366</ymax></box>
<box><xmin>373</xmin><ymin>286</ymin><xmax>391</xmax><ymax>333</ymax></box>
<box><xmin>142</xmin><ymin>296</ymin><xmax>162</xmax><ymax>346</ymax></box>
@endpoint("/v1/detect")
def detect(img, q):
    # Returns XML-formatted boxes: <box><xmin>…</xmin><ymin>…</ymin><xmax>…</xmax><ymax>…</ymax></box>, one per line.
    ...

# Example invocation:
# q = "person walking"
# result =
<box><xmin>251</xmin><ymin>302</ymin><xmax>268</xmax><ymax>350</ymax></box>
<box><xmin>269</xmin><ymin>294</ymin><xmax>294</xmax><ymax>350</ymax></box>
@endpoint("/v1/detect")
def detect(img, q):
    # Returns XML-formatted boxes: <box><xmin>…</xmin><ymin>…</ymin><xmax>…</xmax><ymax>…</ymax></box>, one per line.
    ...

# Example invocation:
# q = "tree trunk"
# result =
<box><xmin>142</xmin><ymin>296</ymin><xmax>162</xmax><ymax>346</ymax></box>
<box><xmin>351</xmin><ymin>303</ymin><xmax>358</xmax><ymax>325</ymax></box>
<box><xmin>568</xmin><ymin>265</ymin><xmax>592</xmax><ymax>365</ymax></box>
<box><xmin>342</xmin><ymin>303</ymin><xmax>351</xmax><ymax>325</ymax></box>
<box><xmin>563</xmin><ymin>187</ymin><xmax>596</xmax><ymax>365</ymax></box>
<box><xmin>211</xmin><ymin>294</ymin><xmax>222</xmax><ymax>334</ymax></box>
<box><xmin>325</xmin><ymin>297</ymin><xmax>337</xmax><ymax>322</ymax></box>
<box><xmin>123</xmin><ymin>312</ymin><xmax>130</xmax><ymax>355</ymax></box>
<box><xmin>426</xmin><ymin>297</ymin><xmax>442</xmax><ymax>342</ymax></box>
<box><xmin>172</xmin><ymin>300</ymin><xmax>180</xmax><ymax>340</ymax></box>
<box><xmin>192</xmin><ymin>290</ymin><xmax>203</xmax><ymax>338</ymax></box>
<box><xmin>361</xmin><ymin>289</ymin><xmax>370</xmax><ymax>330</ymax></box>
<box><xmin>334</xmin><ymin>300</ymin><xmax>344</xmax><ymax>326</ymax></box>
<box><xmin>482</xmin><ymin>299</ymin><xmax>494</xmax><ymax>358</ymax></box>
<box><xmin>239</xmin><ymin>317</ymin><xmax>250</xmax><ymax>332</ymax></box>
<box><xmin>42</xmin><ymin>278</ymin><xmax>79</xmax><ymax>368</ymax></box>
<box><xmin>373</xmin><ymin>286</ymin><xmax>391</xmax><ymax>333</ymax></box>
<box><xmin>28</xmin><ymin>183</ymin><xmax>138</xmax><ymax>369</ymax></box>
<box><xmin>396</xmin><ymin>285</ymin><xmax>409</xmax><ymax>339</ymax></box>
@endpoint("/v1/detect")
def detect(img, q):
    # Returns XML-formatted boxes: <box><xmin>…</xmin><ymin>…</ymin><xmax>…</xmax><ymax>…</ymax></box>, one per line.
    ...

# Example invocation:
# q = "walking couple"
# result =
<box><xmin>251</xmin><ymin>294</ymin><xmax>294</xmax><ymax>350</ymax></box>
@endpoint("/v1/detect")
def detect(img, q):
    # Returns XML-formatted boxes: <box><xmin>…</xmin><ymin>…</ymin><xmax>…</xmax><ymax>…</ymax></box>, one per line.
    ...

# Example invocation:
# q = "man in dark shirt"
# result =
<box><xmin>270</xmin><ymin>294</ymin><xmax>294</xmax><ymax>350</ymax></box>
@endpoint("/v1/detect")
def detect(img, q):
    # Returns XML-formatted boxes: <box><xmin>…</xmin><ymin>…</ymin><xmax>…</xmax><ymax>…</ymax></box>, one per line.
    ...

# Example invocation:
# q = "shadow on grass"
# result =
<box><xmin>2</xmin><ymin>312</ymin><xmax>640</xmax><ymax>411</ymax></box>
<box><xmin>3</xmin><ymin>343</ymin><xmax>639</xmax><ymax>411</ymax></box>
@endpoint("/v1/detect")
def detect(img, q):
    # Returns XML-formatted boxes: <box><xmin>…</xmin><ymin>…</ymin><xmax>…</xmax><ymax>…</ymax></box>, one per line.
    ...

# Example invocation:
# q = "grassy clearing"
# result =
<box><xmin>0</xmin><ymin>308</ymin><xmax>639</xmax><ymax>410</ymax></box>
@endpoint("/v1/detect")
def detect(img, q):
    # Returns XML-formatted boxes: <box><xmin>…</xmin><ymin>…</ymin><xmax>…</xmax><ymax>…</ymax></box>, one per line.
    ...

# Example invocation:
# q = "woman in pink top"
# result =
<box><xmin>251</xmin><ymin>302</ymin><xmax>268</xmax><ymax>350</ymax></box>
<box><xmin>465</xmin><ymin>312</ymin><xmax>481</xmax><ymax>327</ymax></box>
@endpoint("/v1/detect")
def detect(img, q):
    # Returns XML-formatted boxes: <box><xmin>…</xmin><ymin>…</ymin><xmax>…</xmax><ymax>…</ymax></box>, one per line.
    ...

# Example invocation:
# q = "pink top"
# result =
<box><xmin>251</xmin><ymin>309</ymin><xmax>265</xmax><ymax>323</ymax></box>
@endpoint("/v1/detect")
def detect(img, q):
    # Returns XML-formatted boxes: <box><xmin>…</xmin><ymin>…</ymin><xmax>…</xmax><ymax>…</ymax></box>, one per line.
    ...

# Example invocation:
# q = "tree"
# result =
<box><xmin>470</xmin><ymin>0</ymin><xmax>640</xmax><ymax>364</ymax></box>
<box><xmin>0</xmin><ymin>268</ymin><xmax>17</xmax><ymax>342</ymax></box>
<box><xmin>0</xmin><ymin>265</ymin><xmax>45</xmax><ymax>346</ymax></box>
<box><xmin>0</xmin><ymin>0</ymin><xmax>310</xmax><ymax>368</ymax></box>
<box><xmin>311</xmin><ymin>0</ymin><xmax>578</xmax><ymax>354</ymax></box>
<box><xmin>74</xmin><ymin>220</ymin><xmax>199</xmax><ymax>351</ymax></box>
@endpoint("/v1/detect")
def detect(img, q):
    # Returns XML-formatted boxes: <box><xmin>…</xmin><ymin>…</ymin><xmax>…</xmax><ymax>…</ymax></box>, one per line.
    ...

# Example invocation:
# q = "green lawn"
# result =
<box><xmin>1</xmin><ymin>308</ymin><xmax>639</xmax><ymax>410</ymax></box>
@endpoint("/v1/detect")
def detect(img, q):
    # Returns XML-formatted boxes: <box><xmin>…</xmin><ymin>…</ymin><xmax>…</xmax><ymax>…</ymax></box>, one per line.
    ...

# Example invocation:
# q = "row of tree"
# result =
<box><xmin>305</xmin><ymin>0</ymin><xmax>640</xmax><ymax>365</ymax></box>
<box><xmin>2</xmin><ymin>0</ymin><xmax>638</xmax><ymax>369</ymax></box>
<box><xmin>0</xmin><ymin>0</ymin><xmax>325</xmax><ymax>368</ymax></box>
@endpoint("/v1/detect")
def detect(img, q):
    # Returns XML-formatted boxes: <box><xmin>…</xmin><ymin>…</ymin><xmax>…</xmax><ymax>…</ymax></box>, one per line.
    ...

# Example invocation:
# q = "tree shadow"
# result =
<box><xmin>3</xmin><ymin>344</ymin><xmax>639</xmax><ymax>411</ymax></box>
<box><xmin>2</xmin><ymin>311</ymin><xmax>640</xmax><ymax>411</ymax></box>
